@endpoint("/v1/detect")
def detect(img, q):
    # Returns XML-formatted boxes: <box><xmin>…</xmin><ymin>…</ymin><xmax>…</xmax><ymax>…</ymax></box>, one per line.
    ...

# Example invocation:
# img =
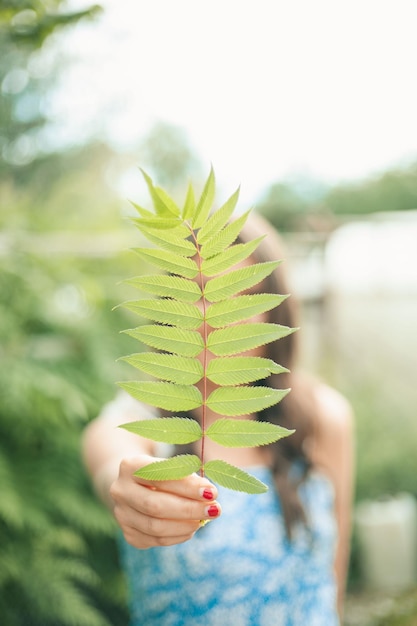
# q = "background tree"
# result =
<box><xmin>255</xmin><ymin>177</ymin><xmax>330</xmax><ymax>232</ymax></box>
<box><xmin>138</xmin><ymin>120</ymin><xmax>202</xmax><ymax>191</ymax></box>
<box><xmin>0</xmin><ymin>0</ymin><xmax>101</xmax><ymax>180</ymax></box>
<box><xmin>0</xmin><ymin>3</ymin><xmax>132</xmax><ymax>624</ymax></box>
<box><xmin>320</xmin><ymin>162</ymin><xmax>417</xmax><ymax>217</ymax></box>
<box><xmin>256</xmin><ymin>161</ymin><xmax>417</xmax><ymax>233</ymax></box>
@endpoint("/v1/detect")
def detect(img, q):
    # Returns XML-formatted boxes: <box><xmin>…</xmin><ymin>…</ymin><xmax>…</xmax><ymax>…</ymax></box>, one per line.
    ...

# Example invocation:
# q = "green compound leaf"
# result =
<box><xmin>121</xmin><ymin>353</ymin><xmax>203</xmax><ymax>385</ymax></box>
<box><xmin>119</xmin><ymin>168</ymin><xmax>297</xmax><ymax>494</ymax></box>
<box><xmin>207</xmin><ymin>322</ymin><xmax>297</xmax><ymax>356</ymax></box>
<box><xmin>204</xmin><ymin>261</ymin><xmax>281</xmax><ymax>302</ymax></box>
<box><xmin>201</xmin><ymin>237</ymin><xmax>264</xmax><ymax>277</ymax></box>
<box><xmin>135</xmin><ymin>223</ymin><xmax>196</xmax><ymax>257</ymax></box>
<box><xmin>206</xmin><ymin>385</ymin><xmax>290</xmax><ymax>416</ymax></box>
<box><xmin>204</xmin><ymin>460</ymin><xmax>268</xmax><ymax>494</ymax></box>
<box><xmin>200</xmin><ymin>211</ymin><xmax>250</xmax><ymax>260</ymax></box>
<box><xmin>133</xmin><ymin>248</ymin><xmax>198</xmax><ymax>279</ymax></box>
<box><xmin>192</xmin><ymin>167</ymin><xmax>215</xmax><ymax>229</ymax></box>
<box><xmin>206</xmin><ymin>356</ymin><xmax>289</xmax><ymax>386</ymax></box>
<box><xmin>122</xmin><ymin>299</ymin><xmax>203</xmax><ymax>330</ymax></box>
<box><xmin>206</xmin><ymin>418</ymin><xmax>294</xmax><ymax>447</ymax></box>
<box><xmin>123</xmin><ymin>325</ymin><xmax>204</xmax><ymax>357</ymax></box>
<box><xmin>197</xmin><ymin>187</ymin><xmax>240</xmax><ymax>244</ymax></box>
<box><xmin>118</xmin><ymin>381</ymin><xmax>202</xmax><ymax>412</ymax></box>
<box><xmin>134</xmin><ymin>455</ymin><xmax>202</xmax><ymax>481</ymax></box>
<box><xmin>120</xmin><ymin>418</ymin><xmax>202</xmax><ymax>444</ymax></box>
<box><xmin>124</xmin><ymin>274</ymin><xmax>202</xmax><ymax>303</ymax></box>
<box><xmin>205</xmin><ymin>294</ymin><xmax>288</xmax><ymax>328</ymax></box>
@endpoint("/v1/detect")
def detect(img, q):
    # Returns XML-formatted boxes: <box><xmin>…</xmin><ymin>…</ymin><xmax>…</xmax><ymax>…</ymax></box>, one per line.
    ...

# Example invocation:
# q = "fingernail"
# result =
<box><xmin>205</xmin><ymin>504</ymin><xmax>220</xmax><ymax>518</ymax></box>
<box><xmin>201</xmin><ymin>488</ymin><xmax>215</xmax><ymax>501</ymax></box>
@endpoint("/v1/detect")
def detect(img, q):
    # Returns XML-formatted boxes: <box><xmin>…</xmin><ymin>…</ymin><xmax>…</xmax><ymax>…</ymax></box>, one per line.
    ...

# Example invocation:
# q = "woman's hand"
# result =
<box><xmin>110</xmin><ymin>456</ymin><xmax>221</xmax><ymax>549</ymax></box>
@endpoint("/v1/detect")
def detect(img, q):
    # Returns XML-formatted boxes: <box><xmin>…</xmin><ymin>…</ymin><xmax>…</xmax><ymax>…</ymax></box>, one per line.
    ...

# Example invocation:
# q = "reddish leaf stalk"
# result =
<box><xmin>190</xmin><ymin>226</ymin><xmax>208</xmax><ymax>477</ymax></box>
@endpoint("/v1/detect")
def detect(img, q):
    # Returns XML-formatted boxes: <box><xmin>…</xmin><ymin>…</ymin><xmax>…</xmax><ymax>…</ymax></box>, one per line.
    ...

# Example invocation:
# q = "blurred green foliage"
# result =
<box><xmin>377</xmin><ymin>589</ymin><xmax>417</xmax><ymax>626</ymax></box>
<box><xmin>317</xmin><ymin>296</ymin><xmax>417</xmax><ymax>503</ymax></box>
<box><xmin>0</xmin><ymin>0</ymin><xmax>101</xmax><ymax>182</ymax></box>
<box><xmin>0</xmin><ymin>3</ymin><xmax>132</xmax><ymax>624</ymax></box>
<box><xmin>0</xmin><ymin>6</ymin><xmax>203</xmax><ymax>621</ymax></box>
<box><xmin>0</xmin><ymin>1</ymin><xmax>101</xmax><ymax>46</ymax></box>
<box><xmin>255</xmin><ymin>177</ymin><xmax>329</xmax><ymax>232</ymax></box>
<box><xmin>138</xmin><ymin>120</ymin><xmax>203</xmax><ymax>190</ymax></box>
<box><xmin>257</xmin><ymin>162</ymin><xmax>417</xmax><ymax>232</ymax></box>
<box><xmin>323</xmin><ymin>163</ymin><xmax>417</xmax><ymax>217</ymax></box>
<box><xmin>312</xmin><ymin>294</ymin><xmax>417</xmax><ymax>599</ymax></box>
<box><xmin>0</xmin><ymin>148</ymin><xmax>136</xmax><ymax>624</ymax></box>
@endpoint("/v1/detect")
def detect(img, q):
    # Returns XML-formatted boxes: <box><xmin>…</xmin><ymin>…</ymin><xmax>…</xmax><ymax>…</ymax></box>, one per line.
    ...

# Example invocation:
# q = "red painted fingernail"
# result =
<box><xmin>206</xmin><ymin>504</ymin><xmax>220</xmax><ymax>518</ymax></box>
<box><xmin>201</xmin><ymin>488</ymin><xmax>214</xmax><ymax>501</ymax></box>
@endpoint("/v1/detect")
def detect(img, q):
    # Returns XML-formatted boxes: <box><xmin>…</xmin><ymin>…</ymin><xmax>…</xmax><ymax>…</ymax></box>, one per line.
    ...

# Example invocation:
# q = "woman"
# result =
<box><xmin>82</xmin><ymin>213</ymin><xmax>354</xmax><ymax>626</ymax></box>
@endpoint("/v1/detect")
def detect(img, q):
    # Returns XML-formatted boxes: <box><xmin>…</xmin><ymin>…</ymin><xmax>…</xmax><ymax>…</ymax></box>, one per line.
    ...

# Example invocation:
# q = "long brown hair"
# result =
<box><xmin>238</xmin><ymin>212</ymin><xmax>319</xmax><ymax>538</ymax></box>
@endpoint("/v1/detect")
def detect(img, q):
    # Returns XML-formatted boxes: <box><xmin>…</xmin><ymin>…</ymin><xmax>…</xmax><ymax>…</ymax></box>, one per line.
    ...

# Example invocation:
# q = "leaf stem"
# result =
<box><xmin>189</xmin><ymin>226</ymin><xmax>208</xmax><ymax>477</ymax></box>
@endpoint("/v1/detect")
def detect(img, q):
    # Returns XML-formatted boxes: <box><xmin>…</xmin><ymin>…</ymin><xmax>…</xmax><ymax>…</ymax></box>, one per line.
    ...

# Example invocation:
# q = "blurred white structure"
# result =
<box><xmin>355</xmin><ymin>494</ymin><xmax>417</xmax><ymax>591</ymax></box>
<box><xmin>325</xmin><ymin>211</ymin><xmax>417</xmax><ymax>295</ymax></box>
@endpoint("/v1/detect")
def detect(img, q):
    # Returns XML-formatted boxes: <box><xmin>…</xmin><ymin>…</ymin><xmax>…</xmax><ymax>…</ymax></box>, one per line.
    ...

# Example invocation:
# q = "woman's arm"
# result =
<box><xmin>311</xmin><ymin>384</ymin><xmax>355</xmax><ymax>615</ymax></box>
<box><xmin>82</xmin><ymin>394</ymin><xmax>158</xmax><ymax>507</ymax></box>
<box><xmin>82</xmin><ymin>395</ymin><xmax>221</xmax><ymax>549</ymax></box>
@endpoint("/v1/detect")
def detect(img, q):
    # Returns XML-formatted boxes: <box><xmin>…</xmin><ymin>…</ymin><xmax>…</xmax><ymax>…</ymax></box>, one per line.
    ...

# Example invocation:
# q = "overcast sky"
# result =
<box><xmin>51</xmin><ymin>0</ymin><xmax>417</xmax><ymax>203</ymax></box>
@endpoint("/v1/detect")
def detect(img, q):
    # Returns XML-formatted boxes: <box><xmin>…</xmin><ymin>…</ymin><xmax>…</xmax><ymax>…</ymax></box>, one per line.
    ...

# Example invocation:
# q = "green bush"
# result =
<box><xmin>0</xmin><ymin>247</ymin><xmax>133</xmax><ymax>625</ymax></box>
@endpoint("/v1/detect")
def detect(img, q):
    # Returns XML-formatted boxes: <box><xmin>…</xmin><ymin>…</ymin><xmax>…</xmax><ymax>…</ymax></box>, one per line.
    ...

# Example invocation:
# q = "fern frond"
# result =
<box><xmin>0</xmin><ymin>452</ymin><xmax>23</xmax><ymax>528</ymax></box>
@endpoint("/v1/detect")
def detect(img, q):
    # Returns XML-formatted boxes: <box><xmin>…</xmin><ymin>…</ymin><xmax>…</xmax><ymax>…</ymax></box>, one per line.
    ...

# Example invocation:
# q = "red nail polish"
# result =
<box><xmin>206</xmin><ymin>504</ymin><xmax>220</xmax><ymax>518</ymax></box>
<box><xmin>202</xmin><ymin>488</ymin><xmax>214</xmax><ymax>501</ymax></box>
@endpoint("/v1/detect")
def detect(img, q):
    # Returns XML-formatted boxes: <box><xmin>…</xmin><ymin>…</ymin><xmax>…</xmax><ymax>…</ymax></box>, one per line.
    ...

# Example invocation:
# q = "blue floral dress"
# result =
<box><xmin>118</xmin><ymin>466</ymin><xmax>339</xmax><ymax>626</ymax></box>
